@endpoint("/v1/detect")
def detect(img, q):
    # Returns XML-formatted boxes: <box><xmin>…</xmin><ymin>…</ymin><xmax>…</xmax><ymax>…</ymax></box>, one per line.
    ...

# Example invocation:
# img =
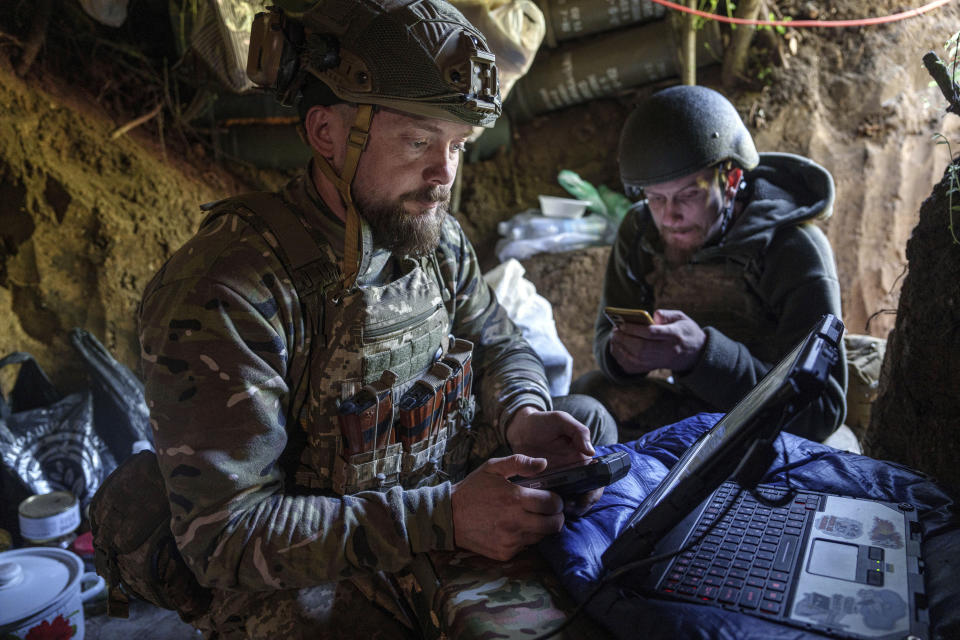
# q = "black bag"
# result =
<box><xmin>0</xmin><ymin>352</ymin><xmax>112</xmax><ymax>542</ymax></box>
<box><xmin>70</xmin><ymin>328</ymin><xmax>153</xmax><ymax>463</ymax></box>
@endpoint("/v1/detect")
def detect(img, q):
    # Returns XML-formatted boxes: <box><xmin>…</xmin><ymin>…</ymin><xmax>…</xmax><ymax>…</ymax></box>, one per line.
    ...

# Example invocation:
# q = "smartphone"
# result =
<box><xmin>511</xmin><ymin>450</ymin><xmax>631</xmax><ymax>498</ymax></box>
<box><xmin>604</xmin><ymin>306</ymin><xmax>654</xmax><ymax>327</ymax></box>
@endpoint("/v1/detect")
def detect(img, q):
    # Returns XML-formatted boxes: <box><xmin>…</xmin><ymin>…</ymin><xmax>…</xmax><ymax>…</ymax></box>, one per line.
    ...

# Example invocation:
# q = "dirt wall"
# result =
<box><xmin>754</xmin><ymin>4</ymin><xmax>960</xmax><ymax>340</ymax></box>
<box><xmin>0</xmin><ymin>58</ymin><xmax>248</xmax><ymax>391</ymax></box>
<box><xmin>867</xmin><ymin>162</ymin><xmax>960</xmax><ymax>496</ymax></box>
<box><xmin>461</xmin><ymin>2</ymin><xmax>960</xmax><ymax>383</ymax></box>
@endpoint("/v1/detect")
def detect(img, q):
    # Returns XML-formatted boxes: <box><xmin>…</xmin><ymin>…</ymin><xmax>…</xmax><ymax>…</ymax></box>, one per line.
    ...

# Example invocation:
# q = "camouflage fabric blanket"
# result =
<box><xmin>538</xmin><ymin>413</ymin><xmax>960</xmax><ymax>640</ymax></box>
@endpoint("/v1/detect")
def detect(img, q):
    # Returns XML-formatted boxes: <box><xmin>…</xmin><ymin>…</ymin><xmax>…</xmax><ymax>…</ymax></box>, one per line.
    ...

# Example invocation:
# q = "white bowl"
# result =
<box><xmin>538</xmin><ymin>195</ymin><xmax>588</xmax><ymax>218</ymax></box>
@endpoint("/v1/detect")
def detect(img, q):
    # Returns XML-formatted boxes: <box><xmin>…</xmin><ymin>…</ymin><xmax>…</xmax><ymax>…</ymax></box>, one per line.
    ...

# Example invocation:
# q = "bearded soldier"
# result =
<box><xmin>135</xmin><ymin>1</ymin><xmax>615</xmax><ymax>637</ymax></box>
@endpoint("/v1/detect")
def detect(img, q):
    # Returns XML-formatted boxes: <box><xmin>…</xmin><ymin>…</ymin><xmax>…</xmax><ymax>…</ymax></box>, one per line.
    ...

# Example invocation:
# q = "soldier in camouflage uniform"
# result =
<box><xmin>137</xmin><ymin>1</ymin><xmax>615</xmax><ymax>638</ymax></box>
<box><xmin>574</xmin><ymin>85</ymin><xmax>847</xmax><ymax>443</ymax></box>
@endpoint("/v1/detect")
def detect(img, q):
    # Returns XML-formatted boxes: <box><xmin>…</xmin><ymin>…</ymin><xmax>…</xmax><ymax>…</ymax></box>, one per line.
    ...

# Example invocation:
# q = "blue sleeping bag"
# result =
<box><xmin>539</xmin><ymin>414</ymin><xmax>960</xmax><ymax>640</ymax></box>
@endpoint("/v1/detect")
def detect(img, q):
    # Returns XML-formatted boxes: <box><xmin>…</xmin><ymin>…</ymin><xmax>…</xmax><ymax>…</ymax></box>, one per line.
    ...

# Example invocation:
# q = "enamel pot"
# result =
<box><xmin>0</xmin><ymin>547</ymin><xmax>105</xmax><ymax>640</ymax></box>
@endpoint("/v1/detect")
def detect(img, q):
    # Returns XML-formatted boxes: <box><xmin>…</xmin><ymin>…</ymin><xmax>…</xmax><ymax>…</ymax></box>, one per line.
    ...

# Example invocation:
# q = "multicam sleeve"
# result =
<box><xmin>139</xmin><ymin>222</ymin><xmax>453</xmax><ymax>592</ymax></box>
<box><xmin>436</xmin><ymin>218</ymin><xmax>551</xmax><ymax>446</ymax></box>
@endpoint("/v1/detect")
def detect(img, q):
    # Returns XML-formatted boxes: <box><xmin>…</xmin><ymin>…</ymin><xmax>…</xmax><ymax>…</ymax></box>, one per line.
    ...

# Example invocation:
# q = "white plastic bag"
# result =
<box><xmin>496</xmin><ymin>233</ymin><xmax>607</xmax><ymax>262</ymax></box>
<box><xmin>483</xmin><ymin>259</ymin><xmax>572</xmax><ymax>396</ymax></box>
<box><xmin>495</xmin><ymin>209</ymin><xmax>610</xmax><ymax>261</ymax></box>
<box><xmin>173</xmin><ymin>0</ymin><xmax>266</xmax><ymax>93</ymax></box>
<box><xmin>498</xmin><ymin>210</ymin><xmax>609</xmax><ymax>239</ymax></box>
<box><xmin>78</xmin><ymin>0</ymin><xmax>129</xmax><ymax>27</ymax></box>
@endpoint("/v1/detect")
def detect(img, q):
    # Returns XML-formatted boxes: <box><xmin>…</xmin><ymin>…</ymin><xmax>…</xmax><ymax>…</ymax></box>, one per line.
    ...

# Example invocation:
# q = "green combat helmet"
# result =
<box><xmin>246</xmin><ymin>0</ymin><xmax>501</xmax><ymax>288</ymax></box>
<box><xmin>618</xmin><ymin>85</ymin><xmax>759</xmax><ymax>194</ymax></box>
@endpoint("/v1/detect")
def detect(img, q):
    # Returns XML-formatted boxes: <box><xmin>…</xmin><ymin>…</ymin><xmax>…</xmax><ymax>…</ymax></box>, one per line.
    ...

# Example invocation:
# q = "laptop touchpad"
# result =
<box><xmin>807</xmin><ymin>539</ymin><xmax>858</xmax><ymax>580</ymax></box>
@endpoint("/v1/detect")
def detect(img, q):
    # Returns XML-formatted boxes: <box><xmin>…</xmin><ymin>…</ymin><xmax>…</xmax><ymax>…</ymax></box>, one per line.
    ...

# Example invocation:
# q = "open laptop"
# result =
<box><xmin>600</xmin><ymin>314</ymin><xmax>929</xmax><ymax>640</ymax></box>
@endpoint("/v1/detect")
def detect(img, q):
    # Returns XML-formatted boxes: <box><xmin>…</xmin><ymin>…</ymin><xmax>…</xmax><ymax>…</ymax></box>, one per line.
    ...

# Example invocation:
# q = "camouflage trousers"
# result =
<box><xmin>192</xmin><ymin>549</ymin><xmax>611</xmax><ymax>640</ymax></box>
<box><xmin>571</xmin><ymin>370</ymin><xmax>714</xmax><ymax>442</ymax></box>
<box><xmin>548</xmin><ymin>393</ymin><xmax>618</xmax><ymax>447</ymax></box>
<box><xmin>190</xmin><ymin>394</ymin><xmax>615</xmax><ymax>639</ymax></box>
<box><xmin>193</xmin><ymin>576</ymin><xmax>420</xmax><ymax>640</ymax></box>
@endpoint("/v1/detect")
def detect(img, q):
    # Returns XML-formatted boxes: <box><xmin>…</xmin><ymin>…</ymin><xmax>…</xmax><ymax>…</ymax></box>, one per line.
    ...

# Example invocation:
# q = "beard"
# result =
<box><xmin>356</xmin><ymin>185</ymin><xmax>449</xmax><ymax>257</ymax></box>
<box><xmin>661</xmin><ymin>229</ymin><xmax>707</xmax><ymax>267</ymax></box>
<box><xmin>659</xmin><ymin>201</ymin><xmax>729</xmax><ymax>267</ymax></box>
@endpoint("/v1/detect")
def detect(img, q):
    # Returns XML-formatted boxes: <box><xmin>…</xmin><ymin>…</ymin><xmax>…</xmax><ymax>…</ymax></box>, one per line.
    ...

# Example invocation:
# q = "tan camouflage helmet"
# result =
<box><xmin>249</xmin><ymin>0</ymin><xmax>501</xmax><ymax>128</ymax></box>
<box><xmin>307</xmin><ymin>0</ymin><xmax>500</xmax><ymax>127</ymax></box>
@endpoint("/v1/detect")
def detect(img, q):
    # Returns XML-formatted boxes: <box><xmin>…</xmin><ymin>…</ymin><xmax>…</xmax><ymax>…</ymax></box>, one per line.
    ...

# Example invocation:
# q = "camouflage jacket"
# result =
<box><xmin>138</xmin><ymin>170</ymin><xmax>552</xmax><ymax>592</ymax></box>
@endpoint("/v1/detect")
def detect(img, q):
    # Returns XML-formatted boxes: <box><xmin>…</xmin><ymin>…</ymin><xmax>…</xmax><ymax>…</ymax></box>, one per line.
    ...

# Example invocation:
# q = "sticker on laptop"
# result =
<box><xmin>794</xmin><ymin>589</ymin><xmax>907</xmax><ymax>631</ymax></box>
<box><xmin>794</xmin><ymin>591</ymin><xmax>854</xmax><ymax>627</ymax></box>
<box><xmin>855</xmin><ymin>588</ymin><xmax>907</xmax><ymax>630</ymax></box>
<box><xmin>815</xmin><ymin>514</ymin><xmax>863</xmax><ymax>539</ymax></box>
<box><xmin>869</xmin><ymin>517</ymin><xmax>904</xmax><ymax>549</ymax></box>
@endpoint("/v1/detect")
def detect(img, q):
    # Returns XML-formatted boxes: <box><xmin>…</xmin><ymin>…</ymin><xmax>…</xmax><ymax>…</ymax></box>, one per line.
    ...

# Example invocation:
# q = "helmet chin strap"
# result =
<box><xmin>311</xmin><ymin>103</ymin><xmax>374</xmax><ymax>291</ymax></box>
<box><xmin>716</xmin><ymin>167</ymin><xmax>743</xmax><ymax>241</ymax></box>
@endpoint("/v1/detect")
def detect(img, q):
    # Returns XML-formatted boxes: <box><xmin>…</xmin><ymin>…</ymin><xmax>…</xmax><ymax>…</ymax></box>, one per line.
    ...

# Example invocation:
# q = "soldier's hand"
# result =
<box><xmin>451</xmin><ymin>455</ymin><xmax>564</xmax><ymax>561</ymax></box>
<box><xmin>609</xmin><ymin>309</ymin><xmax>705</xmax><ymax>374</ymax></box>
<box><xmin>505</xmin><ymin>406</ymin><xmax>595</xmax><ymax>468</ymax></box>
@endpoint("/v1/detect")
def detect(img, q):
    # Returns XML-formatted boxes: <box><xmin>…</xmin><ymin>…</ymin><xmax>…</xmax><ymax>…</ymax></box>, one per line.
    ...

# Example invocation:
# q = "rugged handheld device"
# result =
<box><xmin>512</xmin><ymin>450</ymin><xmax>631</xmax><ymax>499</ymax></box>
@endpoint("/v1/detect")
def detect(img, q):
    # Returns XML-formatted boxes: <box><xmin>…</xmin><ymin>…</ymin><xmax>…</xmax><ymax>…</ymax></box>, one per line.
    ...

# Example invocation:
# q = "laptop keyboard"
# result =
<box><xmin>658</xmin><ymin>481</ymin><xmax>820</xmax><ymax>616</ymax></box>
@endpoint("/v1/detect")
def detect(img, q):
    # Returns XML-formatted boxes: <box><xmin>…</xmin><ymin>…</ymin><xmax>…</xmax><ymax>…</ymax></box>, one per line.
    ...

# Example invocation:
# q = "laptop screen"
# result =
<box><xmin>625</xmin><ymin>312</ymin><xmax>861</xmax><ymax>571</ymax></box>
<box><xmin>628</xmin><ymin>336</ymin><xmax>808</xmax><ymax>527</ymax></box>
<box><xmin>601</xmin><ymin>314</ymin><xmax>842</xmax><ymax>570</ymax></box>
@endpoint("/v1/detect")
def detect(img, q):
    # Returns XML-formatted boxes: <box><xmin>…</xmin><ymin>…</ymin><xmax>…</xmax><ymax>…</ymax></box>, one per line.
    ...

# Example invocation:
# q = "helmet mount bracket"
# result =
<box><xmin>247</xmin><ymin>9</ymin><xmax>341</xmax><ymax>108</ymax></box>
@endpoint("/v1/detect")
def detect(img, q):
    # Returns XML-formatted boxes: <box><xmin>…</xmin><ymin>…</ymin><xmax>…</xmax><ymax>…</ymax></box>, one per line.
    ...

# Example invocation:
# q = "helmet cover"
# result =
<box><xmin>297</xmin><ymin>0</ymin><xmax>501</xmax><ymax>127</ymax></box>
